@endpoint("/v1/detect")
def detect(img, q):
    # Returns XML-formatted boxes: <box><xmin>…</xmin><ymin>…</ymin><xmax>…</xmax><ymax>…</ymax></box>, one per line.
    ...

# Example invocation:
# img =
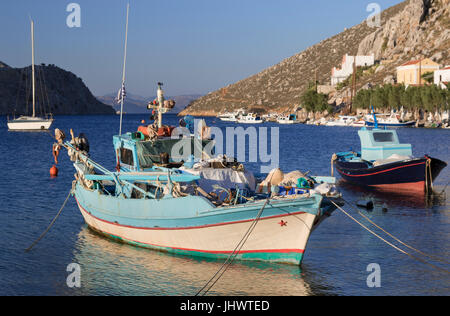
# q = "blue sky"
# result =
<box><xmin>1</xmin><ymin>0</ymin><xmax>403</xmax><ymax>97</ymax></box>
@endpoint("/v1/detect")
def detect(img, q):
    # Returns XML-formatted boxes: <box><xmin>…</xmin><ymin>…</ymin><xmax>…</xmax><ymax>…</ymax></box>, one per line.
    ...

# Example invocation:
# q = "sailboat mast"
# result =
<box><xmin>31</xmin><ymin>19</ymin><xmax>36</xmax><ymax>118</ymax></box>
<box><xmin>119</xmin><ymin>3</ymin><xmax>129</xmax><ymax>136</ymax></box>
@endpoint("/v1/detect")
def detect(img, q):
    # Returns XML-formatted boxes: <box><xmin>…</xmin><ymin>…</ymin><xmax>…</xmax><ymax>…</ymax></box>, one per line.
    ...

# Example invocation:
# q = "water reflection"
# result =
<box><xmin>68</xmin><ymin>226</ymin><xmax>335</xmax><ymax>296</ymax></box>
<box><xmin>338</xmin><ymin>180</ymin><xmax>448</xmax><ymax>210</ymax></box>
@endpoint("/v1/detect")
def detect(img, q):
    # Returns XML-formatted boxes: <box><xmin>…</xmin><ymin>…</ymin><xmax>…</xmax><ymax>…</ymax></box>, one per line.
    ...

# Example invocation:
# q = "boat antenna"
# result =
<box><xmin>118</xmin><ymin>3</ymin><xmax>130</xmax><ymax>136</ymax></box>
<box><xmin>371</xmin><ymin>105</ymin><xmax>378</xmax><ymax>129</ymax></box>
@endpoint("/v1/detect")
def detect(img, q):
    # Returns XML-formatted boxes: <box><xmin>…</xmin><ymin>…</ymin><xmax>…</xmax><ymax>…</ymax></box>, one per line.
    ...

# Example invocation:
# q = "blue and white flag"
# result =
<box><xmin>116</xmin><ymin>83</ymin><xmax>127</xmax><ymax>104</ymax></box>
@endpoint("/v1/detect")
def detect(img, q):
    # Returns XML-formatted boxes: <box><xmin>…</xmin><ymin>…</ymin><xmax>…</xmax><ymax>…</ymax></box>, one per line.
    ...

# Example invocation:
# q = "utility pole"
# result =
<box><xmin>350</xmin><ymin>56</ymin><xmax>357</xmax><ymax>113</ymax></box>
<box><xmin>419</xmin><ymin>59</ymin><xmax>422</xmax><ymax>86</ymax></box>
<box><xmin>315</xmin><ymin>68</ymin><xmax>318</xmax><ymax>93</ymax></box>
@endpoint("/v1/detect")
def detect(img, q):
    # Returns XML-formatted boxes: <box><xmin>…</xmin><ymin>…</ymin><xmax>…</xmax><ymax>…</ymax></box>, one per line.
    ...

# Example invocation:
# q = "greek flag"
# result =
<box><xmin>116</xmin><ymin>83</ymin><xmax>126</xmax><ymax>104</ymax></box>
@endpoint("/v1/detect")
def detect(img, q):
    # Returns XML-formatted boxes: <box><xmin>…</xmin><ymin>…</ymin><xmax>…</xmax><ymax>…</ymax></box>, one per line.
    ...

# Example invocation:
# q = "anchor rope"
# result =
<box><xmin>436</xmin><ymin>179</ymin><xmax>449</xmax><ymax>196</ymax></box>
<box><xmin>345</xmin><ymin>198</ymin><xmax>450</xmax><ymax>265</ymax></box>
<box><xmin>195</xmin><ymin>198</ymin><xmax>270</xmax><ymax>296</ymax></box>
<box><xmin>25</xmin><ymin>188</ymin><xmax>73</xmax><ymax>252</ymax></box>
<box><xmin>329</xmin><ymin>200</ymin><xmax>450</xmax><ymax>274</ymax></box>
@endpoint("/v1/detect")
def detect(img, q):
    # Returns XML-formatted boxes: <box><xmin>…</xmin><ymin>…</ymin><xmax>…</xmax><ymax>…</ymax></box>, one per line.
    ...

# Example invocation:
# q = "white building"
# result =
<box><xmin>331</xmin><ymin>54</ymin><xmax>375</xmax><ymax>86</ymax></box>
<box><xmin>434</xmin><ymin>66</ymin><xmax>450</xmax><ymax>89</ymax></box>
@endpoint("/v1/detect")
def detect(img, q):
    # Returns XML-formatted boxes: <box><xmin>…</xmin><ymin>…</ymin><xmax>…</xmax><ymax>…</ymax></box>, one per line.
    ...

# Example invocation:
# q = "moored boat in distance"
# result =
<box><xmin>237</xmin><ymin>113</ymin><xmax>263</xmax><ymax>124</ymax></box>
<box><xmin>7</xmin><ymin>115</ymin><xmax>53</xmax><ymax>131</ymax></box>
<box><xmin>277</xmin><ymin>114</ymin><xmax>297</xmax><ymax>124</ymax></box>
<box><xmin>325</xmin><ymin>115</ymin><xmax>359</xmax><ymax>127</ymax></box>
<box><xmin>365</xmin><ymin>112</ymin><xmax>415</xmax><ymax>127</ymax></box>
<box><xmin>7</xmin><ymin>19</ymin><xmax>53</xmax><ymax>131</ymax></box>
<box><xmin>217</xmin><ymin>109</ymin><xmax>245</xmax><ymax>122</ymax></box>
<box><xmin>262</xmin><ymin>113</ymin><xmax>278</xmax><ymax>122</ymax></box>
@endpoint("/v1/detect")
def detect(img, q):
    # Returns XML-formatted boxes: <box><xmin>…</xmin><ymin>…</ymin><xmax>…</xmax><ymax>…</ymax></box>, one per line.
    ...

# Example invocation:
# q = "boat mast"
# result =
<box><xmin>157</xmin><ymin>82</ymin><xmax>164</xmax><ymax>128</ymax></box>
<box><xmin>119</xmin><ymin>3</ymin><xmax>130</xmax><ymax>136</ymax></box>
<box><xmin>31</xmin><ymin>19</ymin><xmax>36</xmax><ymax>118</ymax></box>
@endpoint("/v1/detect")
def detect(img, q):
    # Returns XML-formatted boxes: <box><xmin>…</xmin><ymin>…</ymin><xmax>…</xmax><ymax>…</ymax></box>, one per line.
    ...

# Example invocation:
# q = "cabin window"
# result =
<box><xmin>120</xmin><ymin>147</ymin><xmax>134</xmax><ymax>166</ymax></box>
<box><xmin>373</xmin><ymin>132</ymin><xmax>394</xmax><ymax>142</ymax></box>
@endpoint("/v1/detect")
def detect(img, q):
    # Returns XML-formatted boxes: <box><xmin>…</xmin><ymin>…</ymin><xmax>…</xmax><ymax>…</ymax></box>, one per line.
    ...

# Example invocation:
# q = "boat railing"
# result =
<box><xmin>66</xmin><ymin>141</ymin><xmax>196</xmax><ymax>200</ymax></box>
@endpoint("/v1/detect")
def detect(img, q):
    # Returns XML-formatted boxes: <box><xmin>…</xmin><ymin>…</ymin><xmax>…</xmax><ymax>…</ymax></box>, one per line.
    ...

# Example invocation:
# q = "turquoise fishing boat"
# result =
<box><xmin>51</xmin><ymin>79</ymin><xmax>342</xmax><ymax>265</ymax></box>
<box><xmin>63</xmin><ymin>127</ymin><xmax>342</xmax><ymax>265</ymax></box>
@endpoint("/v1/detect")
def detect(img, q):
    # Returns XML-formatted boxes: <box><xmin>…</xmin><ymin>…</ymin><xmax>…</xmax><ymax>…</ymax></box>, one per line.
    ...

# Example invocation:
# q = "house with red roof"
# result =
<box><xmin>396</xmin><ymin>58</ymin><xmax>440</xmax><ymax>86</ymax></box>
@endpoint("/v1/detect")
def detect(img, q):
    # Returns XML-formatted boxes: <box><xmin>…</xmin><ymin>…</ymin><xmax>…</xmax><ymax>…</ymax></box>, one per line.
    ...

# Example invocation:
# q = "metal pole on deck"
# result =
<box><xmin>119</xmin><ymin>3</ymin><xmax>129</xmax><ymax>136</ymax></box>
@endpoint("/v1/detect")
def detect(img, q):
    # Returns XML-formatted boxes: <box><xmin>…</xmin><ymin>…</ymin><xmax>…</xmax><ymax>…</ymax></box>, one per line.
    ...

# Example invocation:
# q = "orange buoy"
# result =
<box><xmin>141</xmin><ymin>119</ymin><xmax>146</xmax><ymax>124</ymax></box>
<box><xmin>50</xmin><ymin>165</ymin><xmax>59</xmax><ymax>177</ymax></box>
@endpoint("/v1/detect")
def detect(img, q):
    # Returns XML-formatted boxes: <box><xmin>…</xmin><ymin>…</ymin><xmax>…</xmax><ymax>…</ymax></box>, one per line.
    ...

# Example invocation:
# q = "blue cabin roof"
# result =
<box><xmin>358</xmin><ymin>127</ymin><xmax>412</xmax><ymax>161</ymax></box>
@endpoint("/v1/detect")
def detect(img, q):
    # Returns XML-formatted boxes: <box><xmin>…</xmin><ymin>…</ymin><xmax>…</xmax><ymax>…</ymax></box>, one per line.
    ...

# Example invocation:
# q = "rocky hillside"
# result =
<box><xmin>181</xmin><ymin>0</ymin><xmax>450</xmax><ymax>116</ymax></box>
<box><xmin>0</xmin><ymin>63</ymin><xmax>115</xmax><ymax>115</ymax></box>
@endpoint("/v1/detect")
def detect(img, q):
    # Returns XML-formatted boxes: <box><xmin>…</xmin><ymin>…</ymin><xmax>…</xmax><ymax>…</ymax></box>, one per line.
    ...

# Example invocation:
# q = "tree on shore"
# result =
<box><xmin>353</xmin><ymin>84</ymin><xmax>449</xmax><ymax>112</ymax></box>
<box><xmin>300</xmin><ymin>81</ymin><xmax>332</xmax><ymax>113</ymax></box>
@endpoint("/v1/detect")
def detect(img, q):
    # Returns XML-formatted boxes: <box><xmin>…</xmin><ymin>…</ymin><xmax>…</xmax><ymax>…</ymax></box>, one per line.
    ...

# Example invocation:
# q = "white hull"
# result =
<box><xmin>77</xmin><ymin>200</ymin><xmax>317</xmax><ymax>263</ymax></box>
<box><xmin>238</xmin><ymin>120</ymin><xmax>263</xmax><ymax>124</ymax></box>
<box><xmin>219</xmin><ymin>117</ymin><xmax>237</xmax><ymax>122</ymax></box>
<box><xmin>7</xmin><ymin>117</ymin><xmax>53</xmax><ymax>131</ymax></box>
<box><xmin>350</xmin><ymin>121</ymin><xmax>366</xmax><ymax>127</ymax></box>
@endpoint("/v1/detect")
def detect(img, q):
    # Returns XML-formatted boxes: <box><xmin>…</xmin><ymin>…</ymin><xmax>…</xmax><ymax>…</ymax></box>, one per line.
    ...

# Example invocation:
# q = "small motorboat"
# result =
<box><xmin>277</xmin><ymin>114</ymin><xmax>297</xmax><ymax>124</ymax></box>
<box><xmin>333</xmin><ymin>124</ymin><xmax>447</xmax><ymax>192</ymax></box>
<box><xmin>325</xmin><ymin>116</ymin><xmax>358</xmax><ymax>127</ymax></box>
<box><xmin>217</xmin><ymin>109</ymin><xmax>245</xmax><ymax>122</ymax></box>
<box><xmin>364</xmin><ymin>112</ymin><xmax>415</xmax><ymax>127</ymax></box>
<box><xmin>218</xmin><ymin>113</ymin><xmax>238</xmax><ymax>122</ymax></box>
<box><xmin>237</xmin><ymin>113</ymin><xmax>263</xmax><ymax>124</ymax></box>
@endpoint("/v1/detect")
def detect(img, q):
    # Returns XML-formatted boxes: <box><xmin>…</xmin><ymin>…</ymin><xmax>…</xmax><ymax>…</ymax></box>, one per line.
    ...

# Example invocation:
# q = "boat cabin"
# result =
<box><xmin>358</xmin><ymin>127</ymin><xmax>412</xmax><ymax>161</ymax></box>
<box><xmin>113</xmin><ymin>133</ymin><xmax>213</xmax><ymax>172</ymax></box>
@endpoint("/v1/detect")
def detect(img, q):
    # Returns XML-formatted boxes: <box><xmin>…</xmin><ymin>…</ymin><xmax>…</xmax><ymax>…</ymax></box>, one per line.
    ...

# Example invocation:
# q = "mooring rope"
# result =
<box><xmin>329</xmin><ymin>200</ymin><xmax>450</xmax><ymax>274</ymax></box>
<box><xmin>25</xmin><ymin>188</ymin><xmax>72</xmax><ymax>252</ymax></box>
<box><xmin>339</xmin><ymin>196</ymin><xmax>450</xmax><ymax>264</ymax></box>
<box><xmin>436</xmin><ymin>179</ymin><xmax>449</xmax><ymax>196</ymax></box>
<box><xmin>195</xmin><ymin>198</ymin><xmax>270</xmax><ymax>296</ymax></box>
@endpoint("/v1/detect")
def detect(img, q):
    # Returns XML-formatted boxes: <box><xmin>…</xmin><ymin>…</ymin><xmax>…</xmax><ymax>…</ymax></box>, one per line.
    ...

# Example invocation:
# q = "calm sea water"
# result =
<box><xmin>0</xmin><ymin>114</ymin><xmax>449</xmax><ymax>296</ymax></box>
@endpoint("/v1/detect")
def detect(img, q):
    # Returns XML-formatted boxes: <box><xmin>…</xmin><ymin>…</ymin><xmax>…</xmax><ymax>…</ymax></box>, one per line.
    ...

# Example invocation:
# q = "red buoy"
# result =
<box><xmin>50</xmin><ymin>165</ymin><xmax>59</xmax><ymax>177</ymax></box>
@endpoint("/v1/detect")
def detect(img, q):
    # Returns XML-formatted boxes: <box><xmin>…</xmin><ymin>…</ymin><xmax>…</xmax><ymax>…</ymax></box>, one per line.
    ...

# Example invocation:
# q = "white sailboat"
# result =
<box><xmin>8</xmin><ymin>20</ymin><xmax>53</xmax><ymax>131</ymax></box>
